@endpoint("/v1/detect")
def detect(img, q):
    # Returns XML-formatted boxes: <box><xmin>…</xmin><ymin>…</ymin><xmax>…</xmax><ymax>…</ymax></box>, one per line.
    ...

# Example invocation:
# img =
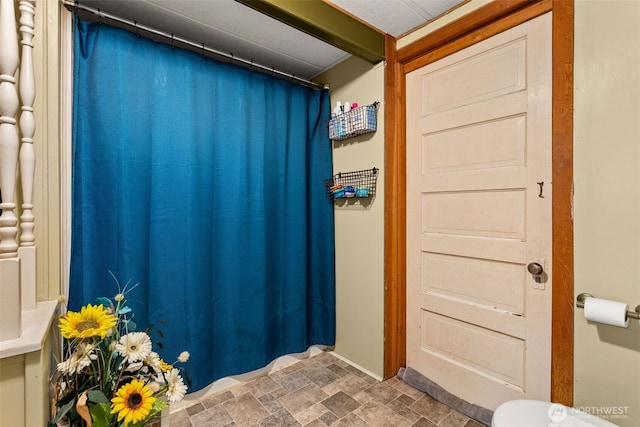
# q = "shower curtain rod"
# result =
<box><xmin>62</xmin><ymin>1</ymin><xmax>328</xmax><ymax>91</ymax></box>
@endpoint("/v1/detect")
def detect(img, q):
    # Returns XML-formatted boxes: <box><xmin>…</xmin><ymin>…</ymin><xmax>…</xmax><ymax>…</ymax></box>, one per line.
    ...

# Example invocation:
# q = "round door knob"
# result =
<box><xmin>527</xmin><ymin>262</ymin><xmax>544</xmax><ymax>275</ymax></box>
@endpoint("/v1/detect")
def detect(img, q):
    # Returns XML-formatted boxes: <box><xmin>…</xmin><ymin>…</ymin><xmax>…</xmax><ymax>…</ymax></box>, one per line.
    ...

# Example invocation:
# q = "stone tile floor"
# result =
<box><xmin>167</xmin><ymin>351</ymin><xmax>486</xmax><ymax>427</ymax></box>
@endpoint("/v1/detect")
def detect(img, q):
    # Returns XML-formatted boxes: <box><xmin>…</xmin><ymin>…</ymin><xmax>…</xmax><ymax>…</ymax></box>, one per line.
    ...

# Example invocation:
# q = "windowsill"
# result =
<box><xmin>0</xmin><ymin>300</ymin><xmax>59</xmax><ymax>359</ymax></box>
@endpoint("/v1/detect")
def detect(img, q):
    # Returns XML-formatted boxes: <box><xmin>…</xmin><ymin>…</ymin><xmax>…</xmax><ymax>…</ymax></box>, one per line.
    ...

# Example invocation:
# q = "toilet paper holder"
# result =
<box><xmin>576</xmin><ymin>293</ymin><xmax>640</xmax><ymax>320</ymax></box>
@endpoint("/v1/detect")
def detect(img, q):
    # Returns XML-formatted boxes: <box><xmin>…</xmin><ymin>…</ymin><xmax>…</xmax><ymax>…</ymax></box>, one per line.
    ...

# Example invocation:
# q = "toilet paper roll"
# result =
<box><xmin>583</xmin><ymin>297</ymin><xmax>629</xmax><ymax>328</ymax></box>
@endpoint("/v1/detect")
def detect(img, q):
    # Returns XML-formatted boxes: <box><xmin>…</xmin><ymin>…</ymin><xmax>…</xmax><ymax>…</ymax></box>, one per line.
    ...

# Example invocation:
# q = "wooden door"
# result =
<box><xmin>406</xmin><ymin>13</ymin><xmax>552</xmax><ymax>411</ymax></box>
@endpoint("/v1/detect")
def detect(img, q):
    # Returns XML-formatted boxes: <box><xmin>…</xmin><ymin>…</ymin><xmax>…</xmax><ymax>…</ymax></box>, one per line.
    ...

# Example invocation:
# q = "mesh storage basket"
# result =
<box><xmin>327</xmin><ymin>103</ymin><xmax>378</xmax><ymax>141</ymax></box>
<box><xmin>324</xmin><ymin>168</ymin><xmax>378</xmax><ymax>203</ymax></box>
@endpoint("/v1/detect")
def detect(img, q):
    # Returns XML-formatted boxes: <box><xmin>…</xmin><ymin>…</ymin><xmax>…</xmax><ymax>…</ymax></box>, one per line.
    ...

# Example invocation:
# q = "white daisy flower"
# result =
<box><xmin>144</xmin><ymin>351</ymin><xmax>162</xmax><ymax>372</ymax></box>
<box><xmin>57</xmin><ymin>343</ymin><xmax>97</xmax><ymax>375</ymax></box>
<box><xmin>165</xmin><ymin>368</ymin><xmax>187</xmax><ymax>402</ymax></box>
<box><xmin>178</xmin><ymin>351</ymin><xmax>190</xmax><ymax>363</ymax></box>
<box><xmin>56</xmin><ymin>355</ymin><xmax>77</xmax><ymax>375</ymax></box>
<box><xmin>115</xmin><ymin>331</ymin><xmax>152</xmax><ymax>362</ymax></box>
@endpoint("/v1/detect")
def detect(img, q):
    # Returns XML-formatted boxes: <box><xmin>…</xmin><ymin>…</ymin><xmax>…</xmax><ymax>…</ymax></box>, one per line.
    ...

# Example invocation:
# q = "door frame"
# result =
<box><xmin>383</xmin><ymin>0</ymin><xmax>574</xmax><ymax>406</ymax></box>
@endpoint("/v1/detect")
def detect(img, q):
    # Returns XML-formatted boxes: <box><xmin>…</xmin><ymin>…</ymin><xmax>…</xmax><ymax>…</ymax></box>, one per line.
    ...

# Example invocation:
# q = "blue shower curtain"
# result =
<box><xmin>69</xmin><ymin>18</ymin><xmax>335</xmax><ymax>392</ymax></box>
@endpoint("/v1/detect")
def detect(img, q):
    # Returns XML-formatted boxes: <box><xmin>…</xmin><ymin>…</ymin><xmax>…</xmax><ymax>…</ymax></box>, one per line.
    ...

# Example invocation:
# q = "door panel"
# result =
<box><xmin>422</xmin><ymin>253</ymin><xmax>525</xmax><ymax>313</ymax></box>
<box><xmin>420</xmin><ymin>312</ymin><xmax>525</xmax><ymax>387</ymax></box>
<box><xmin>423</xmin><ymin>115</ymin><xmax>527</xmax><ymax>174</ymax></box>
<box><xmin>406</xmin><ymin>13</ymin><xmax>552</xmax><ymax>411</ymax></box>
<box><xmin>423</xmin><ymin>190</ymin><xmax>526</xmax><ymax>238</ymax></box>
<box><xmin>420</xmin><ymin>39</ymin><xmax>526</xmax><ymax>115</ymax></box>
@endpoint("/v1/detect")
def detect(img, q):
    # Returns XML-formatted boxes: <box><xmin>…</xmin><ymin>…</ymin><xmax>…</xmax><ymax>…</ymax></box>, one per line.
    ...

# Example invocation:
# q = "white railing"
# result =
<box><xmin>0</xmin><ymin>0</ymin><xmax>37</xmax><ymax>341</ymax></box>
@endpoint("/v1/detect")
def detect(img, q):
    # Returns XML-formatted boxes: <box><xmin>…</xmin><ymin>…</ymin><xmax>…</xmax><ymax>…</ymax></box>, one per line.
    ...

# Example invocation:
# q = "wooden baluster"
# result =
<box><xmin>19</xmin><ymin>0</ymin><xmax>35</xmax><ymax>245</ymax></box>
<box><xmin>18</xmin><ymin>0</ymin><xmax>35</xmax><ymax>311</ymax></box>
<box><xmin>0</xmin><ymin>0</ymin><xmax>20</xmax><ymax>257</ymax></box>
<box><xmin>0</xmin><ymin>0</ymin><xmax>22</xmax><ymax>340</ymax></box>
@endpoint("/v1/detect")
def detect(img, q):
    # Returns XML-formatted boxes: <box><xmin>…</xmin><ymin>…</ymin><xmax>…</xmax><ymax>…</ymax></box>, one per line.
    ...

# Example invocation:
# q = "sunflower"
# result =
<box><xmin>110</xmin><ymin>379</ymin><xmax>156</xmax><ymax>425</ymax></box>
<box><xmin>58</xmin><ymin>304</ymin><xmax>117</xmax><ymax>339</ymax></box>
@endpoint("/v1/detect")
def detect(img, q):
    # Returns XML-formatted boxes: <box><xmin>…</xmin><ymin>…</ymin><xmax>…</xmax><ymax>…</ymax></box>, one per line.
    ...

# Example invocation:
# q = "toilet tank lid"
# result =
<box><xmin>492</xmin><ymin>400</ymin><xmax>619</xmax><ymax>427</ymax></box>
<box><xmin>492</xmin><ymin>400</ymin><xmax>554</xmax><ymax>426</ymax></box>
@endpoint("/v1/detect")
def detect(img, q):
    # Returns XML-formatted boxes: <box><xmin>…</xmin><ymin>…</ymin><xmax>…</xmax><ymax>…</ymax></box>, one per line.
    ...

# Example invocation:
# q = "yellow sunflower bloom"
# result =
<box><xmin>59</xmin><ymin>304</ymin><xmax>117</xmax><ymax>339</ymax></box>
<box><xmin>110</xmin><ymin>379</ymin><xmax>156</xmax><ymax>425</ymax></box>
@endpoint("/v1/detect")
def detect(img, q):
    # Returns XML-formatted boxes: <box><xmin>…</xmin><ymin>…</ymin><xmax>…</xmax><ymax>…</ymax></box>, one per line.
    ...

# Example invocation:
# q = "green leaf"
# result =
<box><xmin>126</xmin><ymin>320</ymin><xmax>137</xmax><ymax>331</ymax></box>
<box><xmin>51</xmin><ymin>398</ymin><xmax>75</xmax><ymax>423</ymax></box>
<box><xmin>153</xmin><ymin>399</ymin><xmax>168</xmax><ymax>412</ymax></box>
<box><xmin>89</xmin><ymin>402</ymin><xmax>114</xmax><ymax>427</ymax></box>
<box><xmin>87</xmin><ymin>389</ymin><xmax>110</xmax><ymax>404</ymax></box>
<box><xmin>118</xmin><ymin>306</ymin><xmax>132</xmax><ymax>314</ymax></box>
<box><xmin>96</xmin><ymin>297</ymin><xmax>112</xmax><ymax>307</ymax></box>
<box><xmin>56</xmin><ymin>389</ymin><xmax>77</xmax><ymax>406</ymax></box>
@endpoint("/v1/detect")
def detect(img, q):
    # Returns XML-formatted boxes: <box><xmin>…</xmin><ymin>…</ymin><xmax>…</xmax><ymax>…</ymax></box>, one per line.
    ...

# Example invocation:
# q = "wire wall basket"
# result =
<box><xmin>327</xmin><ymin>102</ymin><xmax>378</xmax><ymax>141</ymax></box>
<box><xmin>324</xmin><ymin>167</ymin><xmax>378</xmax><ymax>204</ymax></box>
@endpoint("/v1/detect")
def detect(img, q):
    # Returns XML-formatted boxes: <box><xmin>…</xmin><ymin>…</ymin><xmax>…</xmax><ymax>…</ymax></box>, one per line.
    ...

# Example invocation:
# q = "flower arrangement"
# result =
<box><xmin>49</xmin><ymin>281</ymin><xmax>189</xmax><ymax>427</ymax></box>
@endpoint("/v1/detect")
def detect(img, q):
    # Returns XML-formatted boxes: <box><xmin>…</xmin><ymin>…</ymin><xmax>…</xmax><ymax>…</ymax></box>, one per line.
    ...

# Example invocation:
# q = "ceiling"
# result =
<box><xmin>73</xmin><ymin>0</ymin><xmax>465</xmax><ymax>81</ymax></box>
<box><xmin>329</xmin><ymin>0</ymin><xmax>462</xmax><ymax>38</ymax></box>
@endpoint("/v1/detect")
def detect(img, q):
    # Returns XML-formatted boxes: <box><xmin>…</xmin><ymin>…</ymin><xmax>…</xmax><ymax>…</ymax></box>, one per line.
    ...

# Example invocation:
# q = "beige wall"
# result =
<box><xmin>315</xmin><ymin>57</ymin><xmax>385</xmax><ymax>378</ymax></box>
<box><xmin>573</xmin><ymin>1</ymin><xmax>640</xmax><ymax>425</ymax></box>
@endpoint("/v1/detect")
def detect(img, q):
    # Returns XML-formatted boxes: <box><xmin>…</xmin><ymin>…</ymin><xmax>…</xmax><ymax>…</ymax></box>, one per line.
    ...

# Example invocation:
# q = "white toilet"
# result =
<box><xmin>492</xmin><ymin>399</ymin><xmax>619</xmax><ymax>427</ymax></box>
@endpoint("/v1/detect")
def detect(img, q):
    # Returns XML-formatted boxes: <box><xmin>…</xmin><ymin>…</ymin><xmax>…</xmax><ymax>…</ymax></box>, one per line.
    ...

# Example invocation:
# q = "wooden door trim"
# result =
<box><xmin>549</xmin><ymin>0</ymin><xmax>574</xmax><ymax>406</ymax></box>
<box><xmin>397</xmin><ymin>0</ymin><xmax>547</xmax><ymax>65</ymax></box>
<box><xmin>383</xmin><ymin>0</ymin><xmax>574</xmax><ymax>406</ymax></box>
<box><xmin>383</xmin><ymin>33</ymin><xmax>407</xmax><ymax>380</ymax></box>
